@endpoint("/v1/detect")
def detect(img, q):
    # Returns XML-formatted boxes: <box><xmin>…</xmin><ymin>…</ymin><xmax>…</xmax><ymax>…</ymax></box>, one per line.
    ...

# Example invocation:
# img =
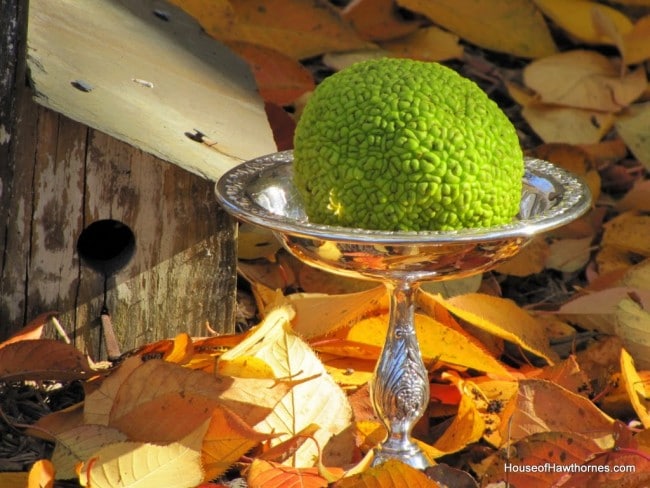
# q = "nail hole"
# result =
<box><xmin>71</xmin><ymin>80</ymin><xmax>93</xmax><ymax>92</ymax></box>
<box><xmin>77</xmin><ymin>219</ymin><xmax>136</xmax><ymax>276</ymax></box>
<box><xmin>153</xmin><ymin>9</ymin><xmax>170</xmax><ymax>21</ymax></box>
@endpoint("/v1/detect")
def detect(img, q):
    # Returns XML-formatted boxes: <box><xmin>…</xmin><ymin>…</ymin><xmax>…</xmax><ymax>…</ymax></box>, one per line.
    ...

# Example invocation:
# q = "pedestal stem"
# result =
<box><xmin>370</xmin><ymin>280</ymin><xmax>431</xmax><ymax>469</ymax></box>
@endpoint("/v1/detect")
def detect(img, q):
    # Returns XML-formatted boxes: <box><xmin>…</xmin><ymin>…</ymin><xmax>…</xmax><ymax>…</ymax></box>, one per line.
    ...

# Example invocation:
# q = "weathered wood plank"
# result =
<box><xmin>1</xmin><ymin>96</ymin><xmax>237</xmax><ymax>358</ymax></box>
<box><xmin>26</xmin><ymin>0</ymin><xmax>277</xmax><ymax>180</ymax></box>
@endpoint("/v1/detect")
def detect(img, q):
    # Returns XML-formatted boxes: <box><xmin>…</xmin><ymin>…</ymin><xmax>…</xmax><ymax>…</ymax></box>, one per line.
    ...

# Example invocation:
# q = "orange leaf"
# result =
<box><xmin>0</xmin><ymin>339</ymin><xmax>92</xmax><ymax>382</ymax></box>
<box><xmin>620</xmin><ymin>348</ymin><xmax>650</xmax><ymax>428</ymax></box>
<box><xmin>0</xmin><ymin>311</ymin><xmax>57</xmax><ymax>349</ymax></box>
<box><xmin>246</xmin><ymin>459</ymin><xmax>329</xmax><ymax>488</ymax></box>
<box><xmin>397</xmin><ymin>0</ymin><xmax>557</xmax><ymax>58</ymax></box>
<box><xmin>333</xmin><ymin>458</ymin><xmax>441</xmax><ymax>487</ymax></box>
<box><xmin>342</xmin><ymin>0</ymin><xmax>422</xmax><ymax>41</ymax></box>
<box><xmin>228</xmin><ymin>42</ymin><xmax>315</xmax><ymax>105</ymax></box>
<box><xmin>433</xmin><ymin>293</ymin><xmax>558</xmax><ymax>364</ymax></box>
<box><xmin>163</xmin><ymin>332</ymin><xmax>194</xmax><ymax>364</ymax></box>
<box><xmin>432</xmin><ymin>383</ymin><xmax>486</xmax><ymax>454</ymax></box>
<box><xmin>381</xmin><ymin>26</ymin><xmax>463</xmax><ymax>62</ymax></box>
<box><xmin>27</xmin><ymin>459</ymin><xmax>55</xmax><ymax>488</ymax></box>
<box><xmin>622</xmin><ymin>15</ymin><xmax>650</xmax><ymax>64</ymax></box>
<box><xmin>202</xmin><ymin>407</ymin><xmax>271</xmax><ymax>481</ymax></box>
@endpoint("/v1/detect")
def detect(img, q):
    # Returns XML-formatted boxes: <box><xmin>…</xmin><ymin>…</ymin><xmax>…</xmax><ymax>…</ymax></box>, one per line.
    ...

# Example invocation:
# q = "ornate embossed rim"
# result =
<box><xmin>215</xmin><ymin>150</ymin><xmax>592</xmax><ymax>245</ymax></box>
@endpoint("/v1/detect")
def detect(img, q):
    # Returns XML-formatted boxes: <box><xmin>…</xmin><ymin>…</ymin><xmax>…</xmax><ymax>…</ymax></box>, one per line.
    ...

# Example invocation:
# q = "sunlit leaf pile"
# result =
<box><xmin>3</xmin><ymin>0</ymin><xmax>650</xmax><ymax>487</ymax></box>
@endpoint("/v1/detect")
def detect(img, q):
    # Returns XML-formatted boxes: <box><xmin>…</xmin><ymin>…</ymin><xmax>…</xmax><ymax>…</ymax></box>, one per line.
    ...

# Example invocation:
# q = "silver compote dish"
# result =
<box><xmin>215</xmin><ymin>150</ymin><xmax>591</xmax><ymax>469</ymax></box>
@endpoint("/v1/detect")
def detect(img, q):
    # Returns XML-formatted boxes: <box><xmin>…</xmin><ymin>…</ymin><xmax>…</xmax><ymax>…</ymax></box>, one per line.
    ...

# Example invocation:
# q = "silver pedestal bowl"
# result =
<box><xmin>215</xmin><ymin>150</ymin><xmax>591</xmax><ymax>469</ymax></box>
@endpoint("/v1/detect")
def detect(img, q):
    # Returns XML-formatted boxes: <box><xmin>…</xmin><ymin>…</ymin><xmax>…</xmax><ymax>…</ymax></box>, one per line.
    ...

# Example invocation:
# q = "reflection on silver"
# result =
<box><xmin>215</xmin><ymin>150</ymin><xmax>592</xmax><ymax>469</ymax></box>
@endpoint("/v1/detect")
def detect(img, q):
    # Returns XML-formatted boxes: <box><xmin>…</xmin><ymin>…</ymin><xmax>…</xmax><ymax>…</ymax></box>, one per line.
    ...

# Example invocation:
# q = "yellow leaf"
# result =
<box><xmin>346</xmin><ymin>312</ymin><xmax>511</xmax><ymax>375</ymax></box>
<box><xmin>163</xmin><ymin>332</ymin><xmax>193</xmax><ymax>364</ymax></box>
<box><xmin>172</xmin><ymin>0</ymin><xmax>373</xmax><ymax>60</ymax></box>
<box><xmin>27</xmin><ymin>459</ymin><xmax>55</xmax><ymax>488</ymax></box>
<box><xmin>220</xmin><ymin>306</ymin><xmax>353</xmax><ymax>467</ymax></box>
<box><xmin>432</xmin><ymin>384</ymin><xmax>486</xmax><ymax>454</ymax></box>
<box><xmin>622</xmin><ymin>15</ymin><xmax>650</xmax><ymax>64</ymax></box>
<box><xmin>201</xmin><ymin>407</ymin><xmax>271</xmax><ymax>480</ymax></box>
<box><xmin>50</xmin><ymin>425</ymin><xmax>127</xmax><ymax>480</ymax></box>
<box><xmin>78</xmin><ymin>424</ymin><xmax>206</xmax><ymax>488</ymax></box>
<box><xmin>433</xmin><ymin>293</ymin><xmax>558</xmax><ymax>364</ymax></box>
<box><xmin>341</xmin><ymin>0</ymin><xmax>422</xmax><ymax>42</ymax></box>
<box><xmin>533</xmin><ymin>0</ymin><xmax>633</xmax><ymax>45</ymax></box>
<box><xmin>397</xmin><ymin>0</ymin><xmax>557</xmax><ymax>58</ymax></box>
<box><xmin>289</xmin><ymin>286</ymin><xmax>387</xmax><ymax>339</ymax></box>
<box><xmin>494</xmin><ymin>236</ymin><xmax>550</xmax><ymax>277</ymax></box>
<box><xmin>616</xmin><ymin>298</ymin><xmax>650</xmax><ymax>370</ymax></box>
<box><xmin>545</xmin><ymin>235</ymin><xmax>594</xmax><ymax>272</ymax></box>
<box><xmin>381</xmin><ymin>26</ymin><xmax>463</xmax><ymax>62</ymax></box>
<box><xmin>334</xmin><ymin>458</ymin><xmax>442</xmax><ymax>487</ymax></box>
<box><xmin>0</xmin><ymin>472</ymin><xmax>30</xmax><ymax>488</ymax></box>
<box><xmin>218</xmin><ymin>355</ymin><xmax>276</xmax><ymax>379</ymax></box>
<box><xmin>616</xmin><ymin>102</ymin><xmax>650</xmax><ymax>169</ymax></box>
<box><xmin>523</xmin><ymin>50</ymin><xmax>647</xmax><ymax>112</ymax></box>
<box><xmin>602</xmin><ymin>211</ymin><xmax>650</xmax><ymax>256</ymax></box>
<box><xmin>620</xmin><ymin>348</ymin><xmax>650</xmax><ymax>428</ymax></box>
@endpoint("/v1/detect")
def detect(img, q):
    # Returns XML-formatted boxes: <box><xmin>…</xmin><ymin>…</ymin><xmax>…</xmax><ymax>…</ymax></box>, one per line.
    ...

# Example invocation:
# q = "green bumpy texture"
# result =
<box><xmin>293</xmin><ymin>58</ymin><xmax>525</xmax><ymax>232</ymax></box>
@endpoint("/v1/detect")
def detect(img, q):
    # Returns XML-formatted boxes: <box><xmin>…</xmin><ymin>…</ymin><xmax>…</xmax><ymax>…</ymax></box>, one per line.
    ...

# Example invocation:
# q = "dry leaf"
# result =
<box><xmin>334</xmin><ymin>459</ymin><xmax>441</xmax><ymax>487</ymax></box>
<box><xmin>246</xmin><ymin>459</ymin><xmax>329</xmax><ymax>488</ymax></box>
<box><xmin>617</xmin><ymin>179</ymin><xmax>650</xmax><ymax>212</ymax></box>
<box><xmin>381</xmin><ymin>26</ymin><xmax>463</xmax><ymax>62</ymax></box>
<box><xmin>615</xmin><ymin>102</ymin><xmax>650</xmax><ymax>168</ymax></box>
<box><xmin>479</xmin><ymin>431</ymin><xmax>604</xmax><ymax>487</ymax></box>
<box><xmin>499</xmin><ymin>379</ymin><xmax>615</xmax><ymax>445</ymax></box>
<box><xmin>78</xmin><ymin>422</ymin><xmax>206</xmax><ymax>488</ymax></box>
<box><xmin>342</xmin><ymin>0</ymin><xmax>422</xmax><ymax>41</ymax></box>
<box><xmin>0</xmin><ymin>312</ymin><xmax>56</xmax><ymax>349</ymax></box>
<box><xmin>523</xmin><ymin>50</ymin><xmax>646</xmax><ymax>112</ymax></box>
<box><xmin>494</xmin><ymin>236</ymin><xmax>550</xmax><ymax>276</ymax></box>
<box><xmin>616</xmin><ymin>297</ymin><xmax>650</xmax><ymax>370</ymax></box>
<box><xmin>532</xmin><ymin>0</ymin><xmax>633</xmax><ymax>45</ymax></box>
<box><xmin>27</xmin><ymin>459</ymin><xmax>55</xmax><ymax>488</ymax></box>
<box><xmin>521</xmin><ymin>103</ymin><xmax>615</xmax><ymax>144</ymax></box>
<box><xmin>622</xmin><ymin>15</ymin><xmax>650</xmax><ymax>64</ymax></box>
<box><xmin>0</xmin><ymin>339</ymin><xmax>92</xmax><ymax>382</ymax></box>
<box><xmin>545</xmin><ymin>235</ymin><xmax>594</xmax><ymax>272</ymax></box>
<box><xmin>397</xmin><ymin>0</ymin><xmax>557</xmax><ymax>58</ymax></box>
<box><xmin>173</xmin><ymin>0</ymin><xmax>373</xmax><ymax>60</ymax></box>
<box><xmin>346</xmin><ymin>312</ymin><xmax>511</xmax><ymax>375</ymax></box>
<box><xmin>164</xmin><ymin>332</ymin><xmax>194</xmax><ymax>364</ymax></box>
<box><xmin>219</xmin><ymin>306</ymin><xmax>353</xmax><ymax>467</ymax></box>
<box><xmin>432</xmin><ymin>293</ymin><xmax>558</xmax><ymax>364</ymax></box>
<box><xmin>432</xmin><ymin>382</ymin><xmax>486</xmax><ymax>454</ymax></box>
<box><xmin>620</xmin><ymin>348</ymin><xmax>650</xmax><ymax>428</ymax></box>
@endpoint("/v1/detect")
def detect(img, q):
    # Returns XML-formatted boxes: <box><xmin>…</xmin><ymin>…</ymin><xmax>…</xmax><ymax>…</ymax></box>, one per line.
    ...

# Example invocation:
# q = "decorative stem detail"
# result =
<box><xmin>370</xmin><ymin>280</ymin><xmax>431</xmax><ymax>468</ymax></box>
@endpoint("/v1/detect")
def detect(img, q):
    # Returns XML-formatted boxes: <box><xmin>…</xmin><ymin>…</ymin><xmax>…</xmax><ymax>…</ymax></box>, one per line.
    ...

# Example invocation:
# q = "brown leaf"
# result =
<box><xmin>397</xmin><ymin>0</ymin><xmax>557</xmax><ymax>58</ymax></box>
<box><xmin>332</xmin><ymin>458</ymin><xmax>442</xmax><ymax>487</ymax></box>
<box><xmin>523</xmin><ymin>50</ymin><xmax>646</xmax><ymax>112</ymax></box>
<box><xmin>342</xmin><ymin>0</ymin><xmax>422</xmax><ymax>41</ymax></box>
<box><xmin>615</xmin><ymin>102</ymin><xmax>650</xmax><ymax>168</ymax></box>
<box><xmin>0</xmin><ymin>339</ymin><xmax>92</xmax><ymax>382</ymax></box>
<box><xmin>499</xmin><ymin>379</ymin><xmax>615</xmax><ymax>444</ymax></box>
<box><xmin>0</xmin><ymin>312</ymin><xmax>57</xmax><ymax>349</ymax></box>
<box><xmin>622</xmin><ymin>15</ymin><xmax>650</xmax><ymax>64</ymax></box>
<box><xmin>381</xmin><ymin>26</ymin><xmax>463</xmax><ymax>62</ymax></box>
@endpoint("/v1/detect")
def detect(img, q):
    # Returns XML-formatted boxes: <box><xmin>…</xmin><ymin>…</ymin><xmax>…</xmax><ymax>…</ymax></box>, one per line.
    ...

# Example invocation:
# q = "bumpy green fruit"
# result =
<box><xmin>293</xmin><ymin>58</ymin><xmax>524</xmax><ymax>231</ymax></box>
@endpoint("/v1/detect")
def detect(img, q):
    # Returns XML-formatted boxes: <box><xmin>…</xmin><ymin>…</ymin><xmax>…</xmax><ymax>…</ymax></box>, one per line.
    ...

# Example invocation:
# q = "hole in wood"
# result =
<box><xmin>77</xmin><ymin>219</ymin><xmax>136</xmax><ymax>276</ymax></box>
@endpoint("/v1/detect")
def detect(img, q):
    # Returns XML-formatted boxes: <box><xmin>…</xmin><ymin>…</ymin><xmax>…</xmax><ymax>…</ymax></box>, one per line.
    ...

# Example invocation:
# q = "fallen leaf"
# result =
<box><xmin>432</xmin><ymin>382</ymin><xmax>486</xmax><ymax>454</ymax></box>
<box><xmin>615</xmin><ymin>102</ymin><xmax>650</xmax><ymax>168</ymax></box>
<box><xmin>50</xmin><ymin>425</ymin><xmax>128</xmax><ymax>480</ymax></box>
<box><xmin>228</xmin><ymin>42</ymin><xmax>316</xmax><ymax>106</ymax></box>
<box><xmin>381</xmin><ymin>26</ymin><xmax>463</xmax><ymax>62</ymax></box>
<box><xmin>27</xmin><ymin>459</ymin><xmax>55</xmax><ymax>488</ymax></box>
<box><xmin>246</xmin><ymin>459</ymin><xmax>329</xmax><ymax>488</ymax></box>
<box><xmin>219</xmin><ymin>306</ymin><xmax>353</xmax><ymax>467</ymax></box>
<box><xmin>78</xmin><ymin>422</ymin><xmax>206</xmax><ymax>488</ymax></box>
<box><xmin>620</xmin><ymin>348</ymin><xmax>650</xmax><ymax>428</ymax></box>
<box><xmin>0</xmin><ymin>311</ymin><xmax>56</xmax><ymax>349</ymax></box>
<box><xmin>346</xmin><ymin>312</ymin><xmax>511</xmax><ymax>375</ymax></box>
<box><xmin>521</xmin><ymin>103</ymin><xmax>615</xmax><ymax>144</ymax></box>
<box><xmin>173</xmin><ymin>0</ymin><xmax>373</xmax><ymax>60</ymax></box>
<box><xmin>397</xmin><ymin>0</ymin><xmax>557</xmax><ymax>58</ymax></box>
<box><xmin>333</xmin><ymin>458</ymin><xmax>442</xmax><ymax>487</ymax></box>
<box><xmin>342</xmin><ymin>0</ymin><xmax>422</xmax><ymax>41</ymax></box>
<box><xmin>499</xmin><ymin>379</ymin><xmax>615</xmax><ymax>445</ymax></box>
<box><xmin>432</xmin><ymin>293</ymin><xmax>558</xmax><ymax>364</ymax></box>
<box><xmin>201</xmin><ymin>407</ymin><xmax>271</xmax><ymax>481</ymax></box>
<box><xmin>479</xmin><ymin>431</ymin><xmax>604</xmax><ymax>487</ymax></box>
<box><xmin>532</xmin><ymin>0</ymin><xmax>633</xmax><ymax>45</ymax></box>
<box><xmin>0</xmin><ymin>339</ymin><xmax>92</xmax><ymax>382</ymax></box>
<box><xmin>622</xmin><ymin>15</ymin><xmax>650</xmax><ymax>64</ymax></box>
<box><xmin>523</xmin><ymin>50</ymin><xmax>646</xmax><ymax>112</ymax></box>
<box><xmin>494</xmin><ymin>236</ymin><xmax>550</xmax><ymax>277</ymax></box>
<box><xmin>163</xmin><ymin>332</ymin><xmax>194</xmax><ymax>364</ymax></box>
<box><xmin>545</xmin><ymin>235</ymin><xmax>594</xmax><ymax>272</ymax></box>
<box><xmin>617</xmin><ymin>179</ymin><xmax>650</xmax><ymax>212</ymax></box>
<box><xmin>616</xmin><ymin>297</ymin><xmax>650</xmax><ymax>370</ymax></box>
